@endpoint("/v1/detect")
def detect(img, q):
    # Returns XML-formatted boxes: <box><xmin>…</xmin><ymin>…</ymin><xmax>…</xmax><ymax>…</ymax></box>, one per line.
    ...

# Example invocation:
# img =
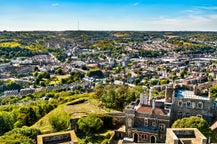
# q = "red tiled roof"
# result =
<box><xmin>137</xmin><ymin>106</ymin><xmax>168</xmax><ymax>115</ymax></box>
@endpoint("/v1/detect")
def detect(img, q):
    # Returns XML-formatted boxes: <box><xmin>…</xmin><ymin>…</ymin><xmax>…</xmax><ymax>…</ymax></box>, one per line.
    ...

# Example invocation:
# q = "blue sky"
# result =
<box><xmin>0</xmin><ymin>0</ymin><xmax>217</xmax><ymax>31</ymax></box>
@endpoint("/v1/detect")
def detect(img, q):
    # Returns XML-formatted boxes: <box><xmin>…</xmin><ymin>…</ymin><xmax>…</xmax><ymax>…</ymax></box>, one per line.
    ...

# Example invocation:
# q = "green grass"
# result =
<box><xmin>32</xmin><ymin>93</ymin><xmax>107</xmax><ymax>133</ymax></box>
<box><xmin>0</xmin><ymin>42</ymin><xmax>21</xmax><ymax>48</ymax></box>
<box><xmin>32</xmin><ymin>105</ymin><xmax>68</xmax><ymax>133</ymax></box>
<box><xmin>0</xmin><ymin>40</ymin><xmax>48</xmax><ymax>53</ymax></box>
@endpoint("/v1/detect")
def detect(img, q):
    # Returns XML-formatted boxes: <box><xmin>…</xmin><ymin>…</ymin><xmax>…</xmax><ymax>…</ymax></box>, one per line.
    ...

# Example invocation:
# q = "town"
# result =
<box><xmin>0</xmin><ymin>31</ymin><xmax>217</xmax><ymax>143</ymax></box>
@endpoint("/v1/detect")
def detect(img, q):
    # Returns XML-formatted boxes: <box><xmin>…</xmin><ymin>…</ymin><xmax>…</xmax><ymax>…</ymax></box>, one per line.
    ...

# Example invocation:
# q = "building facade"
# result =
<box><xmin>125</xmin><ymin>89</ymin><xmax>171</xmax><ymax>143</ymax></box>
<box><xmin>125</xmin><ymin>85</ymin><xmax>217</xmax><ymax>143</ymax></box>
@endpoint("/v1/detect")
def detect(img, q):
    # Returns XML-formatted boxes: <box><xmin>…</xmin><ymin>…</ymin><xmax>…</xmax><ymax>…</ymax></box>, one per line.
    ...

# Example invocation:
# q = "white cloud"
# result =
<box><xmin>51</xmin><ymin>3</ymin><xmax>60</xmax><ymax>7</ymax></box>
<box><xmin>149</xmin><ymin>14</ymin><xmax>217</xmax><ymax>31</ymax></box>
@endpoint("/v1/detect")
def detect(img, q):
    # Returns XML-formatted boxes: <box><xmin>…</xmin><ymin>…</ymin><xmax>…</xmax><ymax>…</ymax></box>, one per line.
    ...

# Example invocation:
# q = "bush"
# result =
<box><xmin>5</xmin><ymin>126</ymin><xmax>41</xmax><ymax>140</ymax></box>
<box><xmin>48</xmin><ymin>107</ymin><xmax>71</xmax><ymax>132</ymax></box>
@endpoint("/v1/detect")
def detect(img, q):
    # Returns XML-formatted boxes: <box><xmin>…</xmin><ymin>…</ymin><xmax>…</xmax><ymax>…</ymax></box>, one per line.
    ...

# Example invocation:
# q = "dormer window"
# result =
<box><xmin>187</xmin><ymin>101</ymin><xmax>191</xmax><ymax>108</ymax></box>
<box><xmin>197</xmin><ymin>102</ymin><xmax>203</xmax><ymax>109</ymax></box>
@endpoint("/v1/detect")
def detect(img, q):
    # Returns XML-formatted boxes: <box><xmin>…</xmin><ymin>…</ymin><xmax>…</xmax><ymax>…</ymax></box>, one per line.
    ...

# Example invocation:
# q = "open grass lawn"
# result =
<box><xmin>64</xmin><ymin>101</ymin><xmax>107</xmax><ymax>119</ymax></box>
<box><xmin>49</xmin><ymin>74</ymin><xmax>70</xmax><ymax>85</ymax></box>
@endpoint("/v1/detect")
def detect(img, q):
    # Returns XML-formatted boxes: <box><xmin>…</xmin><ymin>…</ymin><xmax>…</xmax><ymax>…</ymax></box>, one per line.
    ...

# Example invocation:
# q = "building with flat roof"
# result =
<box><xmin>171</xmin><ymin>88</ymin><xmax>217</xmax><ymax>124</ymax></box>
<box><xmin>37</xmin><ymin>130</ymin><xmax>78</xmax><ymax>144</ymax></box>
<box><xmin>166</xmin><ymin>128</ymin><xmax>207</xmax><ymax>144</ymax></box>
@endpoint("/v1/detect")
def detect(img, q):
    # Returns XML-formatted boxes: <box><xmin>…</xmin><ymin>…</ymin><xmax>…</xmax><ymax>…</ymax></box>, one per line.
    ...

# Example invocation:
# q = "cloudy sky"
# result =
<box><xmin>0</xmin><ymin>0</ymin><xmax>217</xmax><ymax>31</ymax></box>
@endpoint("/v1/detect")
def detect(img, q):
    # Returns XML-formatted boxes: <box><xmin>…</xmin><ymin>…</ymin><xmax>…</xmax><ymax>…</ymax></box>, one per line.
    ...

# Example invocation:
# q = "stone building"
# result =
<box><xmin>37</xmin><ymin>130</ymin><xmax>78</xmax><ymax>144</ymax></box>
<box><xmin>166</xmin><ymin>128</ymin><xmax>207</xmax><ymax>144</ymax></box>
<box><xmin>124</xmin><ymin>85</ymin><xmax>217</xmax><ymax>143</ymax></box>
<box><xmin>125</xmin><ymin>88</ymin><xmax>171</xmax><ymax>143</ymax></box>
<box><xmin>171</xmin><ymin>87</ymin><xmax>217</xmax><ymax>124</ymax></box>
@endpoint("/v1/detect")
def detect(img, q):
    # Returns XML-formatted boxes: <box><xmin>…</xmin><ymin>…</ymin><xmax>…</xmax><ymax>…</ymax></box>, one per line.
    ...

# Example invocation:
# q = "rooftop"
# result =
<box><xmin>166</xmin><ymin>128</ymin><xmax>207</xmax><ymax>144</ymax></box>
<box><xmin>37</xmin><ymin>130</ymin><xmax>78</xmax><ymax>144</ymax></box>
<box><xmin>175</xmin><ymin>90</ymin><xmax>210</xmax><ymax>100</ymax></box>
<box><xmin>137</xmin><ymin>105</ymin><xmax>169</xmax><ymax>115</ymax></box>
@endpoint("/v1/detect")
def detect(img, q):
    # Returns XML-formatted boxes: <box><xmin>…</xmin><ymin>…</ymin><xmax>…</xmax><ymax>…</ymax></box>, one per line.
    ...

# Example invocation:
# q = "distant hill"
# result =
<box><xmin>0</xmin><ymin>31</ymin><xmax>216</xmax><ymax>59</ymax></box>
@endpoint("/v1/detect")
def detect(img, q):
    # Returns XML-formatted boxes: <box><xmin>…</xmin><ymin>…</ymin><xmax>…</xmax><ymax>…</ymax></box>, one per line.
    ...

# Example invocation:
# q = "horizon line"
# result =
<box><xmin>1</xmin><ymin>29</ymin><xmax>217</xmax><ymax>32</ymax></box>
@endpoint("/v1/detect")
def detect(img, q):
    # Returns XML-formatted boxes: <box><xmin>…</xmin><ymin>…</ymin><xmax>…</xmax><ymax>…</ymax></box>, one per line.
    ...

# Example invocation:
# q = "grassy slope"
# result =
<box><xmin>32</xmin><ymin>105</ymin><xmax>65</xmax><ymax>133</ymax></box>
<box><xmin>32</xmin><ymin>93</ymin><xmax>111</xmax><ymax>134</ymax></box>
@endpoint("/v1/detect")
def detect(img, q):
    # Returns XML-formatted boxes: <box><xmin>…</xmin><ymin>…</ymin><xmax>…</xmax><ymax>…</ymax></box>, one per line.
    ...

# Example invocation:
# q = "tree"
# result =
<box><xmin>0</xmin><ymin>133</ymin><xmax>35</xmax><ymax>144</ymax></box>
<box><xmin>77</xmin><ymin>114</ymin><xmax>103</xmax><ymax>135</ymax></box>
<box><xmin>172</xmin><ymin>116</ymin><xmax>212</xmax><ymax>138</ymax></box>
<box><xmin>180</xmin><ymin>69</ymin><xmax>187</xmax><ymax>78</ymax></box>
<box><xmin>94</xmin><ymin>85</ymin><xmax>104</xmax><ymax>99</ymax></box>
<box><xmin>4</xmin><ymin>80</ymin><xmax>22</xmax><ymax>91</ymax></box>
<box><xmin>5</xmin><ymin>126</ymin><xmax>41</xmax><ymax>140</ymax></box>
<box><xmin>14</xmin><ymin>106</ymin><xmax>37</xmax><ymax>128</ymax></box>
<box><xmin>210</xmin><ymin>84</ymin><xmax>217</xmax><ymax>99</ymax></box>
<box><xmin>150</xmin><ymin>79</ymin><xmax>158</xmax><ymax>86</ymax></box>
<box><xmin>0</xmin><ymin>111</ymin><xmax>15</xmax><ymax>135</ymax></box>
<box><xmin>71</xmin><ymin>71</ymin><xmax>84</xmax><ymax>81</ymax></box>
<box><xmin>55</xmin><ymin>67</ymin><xmax>64</xmax><ymax>75</ymax></box>
<box><xmin>208</xmin><ymin>75</ymin><xmax>214</xmax><ymax>82</ymax></box>
<box><xmin>87</xmin><ymin>69</ymin><xmax>104</xmax><ymax>78</ymax></box>
<box><xmin>101</xmin><ymin>89</ymin><xmax>116</xmax><ymax>108</ymax></box>
<box><xmin>48</xmin><ymin>107</ymin><xmax>70</xmax><ymax>132</ymax></box>
<box><xmin>159</xmin><ymin>79</ymin><xmax>169</xmax><ymax>85</ymax></box>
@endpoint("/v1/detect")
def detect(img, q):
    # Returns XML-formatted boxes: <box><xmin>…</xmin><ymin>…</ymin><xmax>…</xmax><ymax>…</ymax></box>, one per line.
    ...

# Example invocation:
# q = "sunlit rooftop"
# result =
<box><xmin>175</xmin><ymin>90</ymin><xmax>210</xmax><ymax>100</ymax></box>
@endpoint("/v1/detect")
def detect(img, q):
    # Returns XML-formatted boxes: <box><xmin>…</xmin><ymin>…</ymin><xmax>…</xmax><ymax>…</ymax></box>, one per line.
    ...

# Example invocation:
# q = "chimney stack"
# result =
<box><xmin>152</xmin><ymin>99</ymin><xmax>155</xmax><ymax>113</ymax></box>
<box><xmin>149</xmin><ymin>87</ymin><xmax>152</xmax><ymax>105</ymax></box>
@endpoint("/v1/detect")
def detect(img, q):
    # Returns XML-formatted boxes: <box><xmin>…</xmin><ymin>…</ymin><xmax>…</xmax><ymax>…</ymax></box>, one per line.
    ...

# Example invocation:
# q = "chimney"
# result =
<box><xmin>193</xmin><ymin>85</ymin><xmax>200</xmax><ymax>95</ymax></box>
<box><xmin>140</xmin><ymin>93</ymin><xmax>148</xmax><ymax>105</ymax></box>
<box><xmin>149</xmin><ymin>87</ymin><xmax>152</xmax><ymax>105</ymax></box>
<box><xmin>152</xmin><ymin>99</ymin><xmax>155</xmax><ymax>113</ymax></box>
<box><xmin>165</xmin><ymin>86</ymin><xmax>173</xmax><ymax>103</ymax></box>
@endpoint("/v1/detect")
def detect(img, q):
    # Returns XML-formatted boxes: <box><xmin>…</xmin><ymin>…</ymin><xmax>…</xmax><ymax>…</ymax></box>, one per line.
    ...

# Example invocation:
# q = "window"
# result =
<box><xmin>178</xmin><ymin>101</ymin><xmax>182</xmax><ymax>107</ymax></box>
<box><xmin>144</xmin><ymin>118</ymin><xmax>148</xmax><ymax>126</ymax></box>
<box><xmin>186</xmin><ymin>113</ymin><xmax>191</xmax><ymax>117</ymax></box>
<box><xmin>212</xmin><ymin>104</ymin><xmax>215</xmax><ymax>109</ymax></box>
<box><xmin>152</xmin><ymin>122</ymin><xmax>156</xmax><ymax>127</ymax></box>
<box><xmin>160</xmin><ymin>134</ymin><xmax>164</xmax><ymax>139</ymax></box>
<box><xmin>127</xmin><ymin>118</ymin><xmax>132</xmax><ymax>127</ymax></box>
<box><xmin>142</xmin><ymin>134</ymin><xmax>148</xmax><ymax>140</ymax></box>
<box><xmin>159</xmin><ymin>124</ymin><xmax>165</xmax><ymax>132</ymax></box>
<box><xmin>192</xmin><ymin>102</ymin><xmax>196</xmax><ymax>108</ymax></box>
<box><xmin>178</xmin><ymin>112</ymin><xmax>182</xmax><ymax>119</ymax></box>
<box><xmin>144</xmin><ymin>134</ymin><xmax>148</xmax><ymax>140</ymax></box>
<box><xmin>187</xmin><ymin>101</ymin><xmax>191</xmax><ymax>108</ymax></box>
<box><xmin>197</xmin><ymin>102</ymin><xmax>203</xmax><ymax>109</ymax></box>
